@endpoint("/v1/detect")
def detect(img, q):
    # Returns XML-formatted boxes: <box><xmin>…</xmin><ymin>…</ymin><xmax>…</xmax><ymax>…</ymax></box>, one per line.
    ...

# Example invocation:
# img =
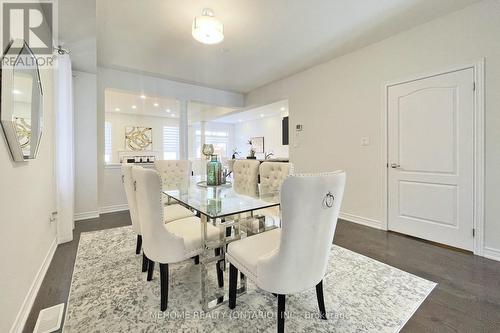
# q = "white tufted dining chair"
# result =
<box><xmin>227</xmin><ymin>171</ymin><xmax>346</xmax><ymax>333</ymax></box>
<box><xmin>232</xmin><ymin>160</ymin><xmax>260</xmax><ymax>196</ymax></box>
<box><xmin>154</xmin><ymin>160</ymin><xmax>191</xmax><ymax>190</ymax></box>
<box><xmin>257</xmin><ymin>162</ymin><xmax>294</xmax><ymax>224</ymax></box>
<box><xmin>132</xmin><ymin>167</ymin><xmax>222</xmax><ymax>311</ymax></box>
<box><xmin>153</xmin><ymin>160</ymin><xmax>195</xmax><ymax>222</ymax></box>
<box><xmin>122</xmin><ymin>164</ymin><xmax>198</xmax><ymax>271</ymax></box>
<box><xmin>122</xmin><ymin>164</ymin><xmax>149</xmax><ymax>271</ymax></box>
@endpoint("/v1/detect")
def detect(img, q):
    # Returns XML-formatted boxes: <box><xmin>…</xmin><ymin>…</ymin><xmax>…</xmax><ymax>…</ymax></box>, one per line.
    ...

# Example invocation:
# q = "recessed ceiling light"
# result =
<box><xmin>280</xmin><ymin>107</ymin><xmax>285</xmax><ymax>111</ymax></box>
<box><xmin>238</xmin><ymin>119</ymin><xmax>242</xmax><ymax>122</ymax></box>
<box><xmin>131</xmin><ymin>105</ymin><xmax>137</xmax><ymax>109</ymax></box>
<box><xmin>166</xmin><ymin>109</ymin><xmax>171</xmax><ymax>113</ymax></box>
<box><xmin>153</xmin><ymin>102</ymin><xmax>159</xmax><ymax>107</ymax></box>
<box><xmin>192</xmin><ymin>8</ymin><xmax>224</xmax><ymax>45</ymax></box>
<box><xmin>114</xmin><ymin>107</ymin><xmax>120</xmax><ymax>111</ymax></box>
<box><xmin>140</xmin><ymin>94</ymin><xmax>146</xmax><ymax>99</ymax></box>
<box><xmin>12</xmin><ymin>89</ymin><xmax>22</xmax><ymax>95</ymax></box>
<box><xmin>171</xmin><ymin>114</ymin><xmax>176</xmax><ymax>117</ymax></box>
<box><xmin>260</xmin><ymin>114</ymin><xmax>264</xmax><ymax>118</ymax></box>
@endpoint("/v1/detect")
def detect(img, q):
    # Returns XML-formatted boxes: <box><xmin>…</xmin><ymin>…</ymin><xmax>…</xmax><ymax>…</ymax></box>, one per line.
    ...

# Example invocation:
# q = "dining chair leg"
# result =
<box><xmin>228</xmin><ymin>264</ymin><xmax>237</xmax><ymax>309</ymax></box>
<box><xmin>136</xmin><ymin>235</ymin><xmax>142</xmax><ymax>255</ymax></box>
<box><xmin>147</xmin><ymin>259</ymin><xmax>155</xmax><ymax>281</ymax></box>
<box><xmin>142</xmin><ymin>253</ymin><xmax>148</xmax><ymax>272</ymax></box>
<box><xmin>159</xmin><ymin>263</ymin><xmax>169</xmax><ymax>311</ymax></box>
<box><xmin>277</xmin><ymin>294</ymin><xmax>286</xmax><ymax>333</ymax></box>
<box><xmin>193</xmin><ymin>255</ymin><xmax>200</xmax><ymax>265</ymax></box>
<box><xmin>316</xmin><ymin>280</ymin><xmax>327</xmax><ymax>320</ymax></box>
<box><xmin>215</xmin><ymin>248</ymin><xmax>224</xmax><ymax>287</ymax></box>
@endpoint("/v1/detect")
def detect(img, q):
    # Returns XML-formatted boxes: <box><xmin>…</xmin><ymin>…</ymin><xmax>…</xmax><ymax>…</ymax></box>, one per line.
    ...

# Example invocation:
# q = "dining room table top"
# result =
<box><xmin>162</xmin><ymin>176</ymin><xmax>280</xmax><ymax>219</ymax></box>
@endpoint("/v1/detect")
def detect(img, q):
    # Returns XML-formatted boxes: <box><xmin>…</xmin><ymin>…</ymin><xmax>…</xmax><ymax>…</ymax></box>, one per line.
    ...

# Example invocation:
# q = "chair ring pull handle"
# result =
<box><xmin>323</xmin><ymin>191</ymin><xmax>335</xmax><ymax>208</ymax></box>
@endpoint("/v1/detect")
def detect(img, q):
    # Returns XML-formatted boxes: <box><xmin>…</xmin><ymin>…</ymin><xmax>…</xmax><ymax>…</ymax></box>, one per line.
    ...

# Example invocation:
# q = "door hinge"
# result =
<box><xmin>472</xmin><ymin>228</ymin><xmax>475</xmax><ymax>237</ymax></box>
<box><xmin>473</xmin><ymin>82</ymin><xmax>476</xmax><ymax>91</ymax></box>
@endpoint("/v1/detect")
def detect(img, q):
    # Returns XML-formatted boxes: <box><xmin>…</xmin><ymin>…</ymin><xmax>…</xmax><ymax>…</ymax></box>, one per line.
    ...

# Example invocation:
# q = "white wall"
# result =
<box><xmin>245</xmin><ymin>0</ymin><xmax>500</xmax><ymax>257</ymax></box>
<box><xmin>96</xmin><ymin>68</ymin><xmax>245</xmax><ymax>212</ymax></box>
<box><xmin>0</xmin><ymin>69</ymin><xmax>57</xmax><ymax>332</ymax></box>
<box><xmin>188</xmin><ymin>121</ymin><xmax>235</xmax><ymax>159</ymax></box>
<box><xmin>73</xmin><ymin>71</ymin><xmax>98</xmax><ymax>220</ymax></box>
<box><xmin>106</xmin><ymin>112</ymin><xmax>179</xmax><ymax>163</ymax></box>
<box><xmin>234</xmin><ymin>114</ymin><xmax>289</xmax><ymax>159</ymax></box>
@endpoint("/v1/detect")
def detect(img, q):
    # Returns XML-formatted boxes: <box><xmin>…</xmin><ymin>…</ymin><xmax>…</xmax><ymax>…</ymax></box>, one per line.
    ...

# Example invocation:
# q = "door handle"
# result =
<box><xmin>390</xmin><ymin>163</ymin><xmax>401</xmax><ymax>169</ymax></box>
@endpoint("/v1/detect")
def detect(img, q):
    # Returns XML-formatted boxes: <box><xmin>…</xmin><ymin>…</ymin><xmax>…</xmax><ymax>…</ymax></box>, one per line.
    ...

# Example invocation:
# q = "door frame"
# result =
<box><xmin>380</xmin><ymin>60</ymin><xmax>485</xmax><ymax>255</ymax></box>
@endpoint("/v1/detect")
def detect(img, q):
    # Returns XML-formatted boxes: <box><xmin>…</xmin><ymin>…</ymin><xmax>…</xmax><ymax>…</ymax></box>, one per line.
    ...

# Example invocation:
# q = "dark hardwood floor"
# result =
<box><xmin>24</xmin><ymin>211</ymin><xmax>500</xmax><ymax>333</ymax></box>
<box><xmin>23</xmin><ymin>211</ymin><xmax>131</xmax><ymax>333</ymax></box>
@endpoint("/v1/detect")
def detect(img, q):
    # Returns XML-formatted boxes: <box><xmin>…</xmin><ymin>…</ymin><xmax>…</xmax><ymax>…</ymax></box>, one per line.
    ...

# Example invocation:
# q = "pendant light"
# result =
<box><xmin>192</xmin><ymin>8</ymin><xmax>224</xmax><ymax>45</ymax></box>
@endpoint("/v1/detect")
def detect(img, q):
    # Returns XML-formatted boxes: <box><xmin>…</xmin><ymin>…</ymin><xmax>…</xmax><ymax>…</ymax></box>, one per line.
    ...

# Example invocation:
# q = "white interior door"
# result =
<box><xmin>388</xmin><ymin>68</ymin><xmax>474</xmax><ymax>251</ymax></box>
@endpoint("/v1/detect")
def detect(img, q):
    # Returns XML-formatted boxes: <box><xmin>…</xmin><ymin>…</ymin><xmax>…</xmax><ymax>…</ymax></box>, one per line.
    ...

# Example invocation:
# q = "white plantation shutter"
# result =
<box><xmin>195</xmin><ymin>129</ymin><xmax>229</xmax><ymax>158</ymax></box>
<box><xmin>163</xmin><ymin>126</ymin><xmax>179</xmax><ymax>160</ymax></box>
<box><xmin>104</xmin><ymin>121</ymin><xmax>112</xmax><ymax>163</ymax></box>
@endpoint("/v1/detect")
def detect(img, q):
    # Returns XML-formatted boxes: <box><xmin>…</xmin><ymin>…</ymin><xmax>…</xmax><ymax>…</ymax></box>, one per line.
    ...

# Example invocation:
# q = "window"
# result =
<box><xmin>104</xmin><ymin>121</ymin><xmax>112</xmax><ymax>163</ymax></box>
<box><xmin>163</xmin><ymin>126</ymin><xmax>179</xmax><ymax>160</ymax></box>
<box><xmin>195</xmin><ymin>129</ymin><xmax>230</xmax><ymax>158</ymax></box>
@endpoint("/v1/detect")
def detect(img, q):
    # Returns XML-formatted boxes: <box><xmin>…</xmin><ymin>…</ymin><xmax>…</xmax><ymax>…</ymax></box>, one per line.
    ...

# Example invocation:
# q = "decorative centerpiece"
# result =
<box><xmin>231</xmin><ymin>148</ymin><xmax>240</xmax><ymax>159</ymax></box>
<box><xmin>207</xmin><ymin>155</ymin><xmax>223</xmax><ymax>186</ymax></box>
<box><xmin>247</xmin><ymin>148</ymin><xmax>256</xmax><ymax>159</ymax></box>
<box><xmin>202</xmin><ymin>144</ymin><xmax>214</xmax><ymax>158</ymax></box>
<box><xmin>246</xmin><ymin>140</ymin><xmax>257</xmax><ymax>159</ymax></box>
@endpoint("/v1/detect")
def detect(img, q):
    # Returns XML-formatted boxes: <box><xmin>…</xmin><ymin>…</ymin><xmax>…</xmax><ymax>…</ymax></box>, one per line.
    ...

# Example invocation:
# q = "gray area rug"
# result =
<box><xmin>64</xmin><ymin>226</ymin><xmax>436</xmax><ymax>332</ymax></box>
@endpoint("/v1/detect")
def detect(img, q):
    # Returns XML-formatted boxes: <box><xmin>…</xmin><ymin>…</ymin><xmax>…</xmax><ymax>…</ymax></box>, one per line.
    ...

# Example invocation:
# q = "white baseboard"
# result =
<box><xmin>9</xmin><ymin>238</ymin><xmax>58</xmax><ymax>333</ymax></box>
<box><xmin>483</xmin><ymin>247</ymin><xmax>500</xmax><ymax>262</ymax></box>
<box><xmin>339</xmin><ymin>212</ymin><xmax>383</xmax><ymax>230</ymax></box>
<box><xmin>99</xmin><ymin>204</ymin><xmax>128</xmax><ymax>214</ymax></box>
<box><xmin>74</xmin><ymin>211</ymin><xmax>99</xmax><ymax>222</ymax></box>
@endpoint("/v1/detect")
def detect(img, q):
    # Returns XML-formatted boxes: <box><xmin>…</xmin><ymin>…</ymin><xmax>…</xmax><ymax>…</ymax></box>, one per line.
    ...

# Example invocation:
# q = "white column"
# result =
<box><xmin>200</xmin><ymin>120</ymin><xmax>206</xmax><ymax>148</ymax></box>
<box><xmin>179</xmin><ymin>100</ymin><xmax>189</xmax><ymax>160</ymax></box>
<box><xmin>200</xmin><ymin>121</ymin><xmax>207</xmax><ymax>176</ymax></box>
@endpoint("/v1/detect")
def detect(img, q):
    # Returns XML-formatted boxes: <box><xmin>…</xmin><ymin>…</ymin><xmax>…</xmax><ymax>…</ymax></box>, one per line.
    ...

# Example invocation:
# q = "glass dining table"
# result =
<box><xmin>163</xmin><ymin>177</ymin><xmax>281</xmax><ymax>311</ymax></box>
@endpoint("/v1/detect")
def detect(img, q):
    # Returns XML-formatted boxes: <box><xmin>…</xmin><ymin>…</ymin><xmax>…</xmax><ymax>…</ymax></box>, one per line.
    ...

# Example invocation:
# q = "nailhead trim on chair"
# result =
<box><xmin>225</xmin><ymin>253</ymin><xmax>258</xmax><ymax>282</ymax></box>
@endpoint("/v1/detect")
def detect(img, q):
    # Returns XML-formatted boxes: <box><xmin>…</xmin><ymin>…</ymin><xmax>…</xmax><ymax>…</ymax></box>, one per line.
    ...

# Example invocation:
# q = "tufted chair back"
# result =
<box><xmin>257</xmin><ymin>171</ymin><xmax>346</xmax><ymax>294</ymax></box>
<box><xmin>122</xmin><ymin>164</ymin><xmax>141</xmax><ymax>235</ymax></box>
<box><xmin>154</xmin><ymin>160</ymin><xmax>191</xmax><ymax>190</ymax></box>
<box><xmin>259</xmin><ymin>162</ymin><xmax>294</xmax><ymax>195</ymax></box>
<box><xmin>233</xmin><ymin>160</ymin><xmax>260</xmax><ymax>196</ymax></box>
<box><xmin>132</xmin><ymin>167</ymin><xmax>186</xmax><ymax>263</ymax></box>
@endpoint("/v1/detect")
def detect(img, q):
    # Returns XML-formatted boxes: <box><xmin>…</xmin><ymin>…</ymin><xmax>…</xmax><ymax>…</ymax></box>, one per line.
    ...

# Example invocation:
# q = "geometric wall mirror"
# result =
<box><xmin>1</xmin><ymin>39</ymin><xmax>44</xmax><ymax>162</ymax></box>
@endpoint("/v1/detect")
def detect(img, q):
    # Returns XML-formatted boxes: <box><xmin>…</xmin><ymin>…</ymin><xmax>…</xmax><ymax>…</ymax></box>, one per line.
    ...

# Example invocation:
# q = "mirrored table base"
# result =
<box><xmin>199</xmin><ymin>212</ymin><xmax>279</xmax><ymax>312</ymax></box>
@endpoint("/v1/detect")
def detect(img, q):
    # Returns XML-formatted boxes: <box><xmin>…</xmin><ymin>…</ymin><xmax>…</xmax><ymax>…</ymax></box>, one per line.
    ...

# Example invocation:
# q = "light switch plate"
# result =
<box><xmin>361</xmin><ymin>136</ymin><xmax>370</xmax><ymax>146</ymax></box>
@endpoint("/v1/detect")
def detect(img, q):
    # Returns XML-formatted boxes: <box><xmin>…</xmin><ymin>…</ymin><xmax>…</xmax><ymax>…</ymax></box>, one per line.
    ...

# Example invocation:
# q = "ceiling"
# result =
<box><xmin>188</xmin><ymin>102</ymin><xmax>238</xmax><ymax>124</ymax></box>
<box><xmin>215</xmin><ymin>100</ymin><xmax>288</xmax><ymax>124</ymax></box>
<box><xmin>105</xmin><ymin>89</ymin><xmax>181</xmax><ymax>118</ymax></box>
<box><xmin>105</xmin><ymin>89</ymin><xmax>238</xmax><ymax>121</ymax></box>
<box><xmin>95</xmin><ymin>0</ymin><xmax>479</xmax><ymax>93</ymax></box>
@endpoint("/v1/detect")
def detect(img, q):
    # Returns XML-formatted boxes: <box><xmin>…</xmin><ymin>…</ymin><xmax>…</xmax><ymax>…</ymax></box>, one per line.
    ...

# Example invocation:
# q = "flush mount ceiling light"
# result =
<box><xmin>192</xmin><ymin>8</ymin><xmax>224</xmax><ymax>45</ymax></box>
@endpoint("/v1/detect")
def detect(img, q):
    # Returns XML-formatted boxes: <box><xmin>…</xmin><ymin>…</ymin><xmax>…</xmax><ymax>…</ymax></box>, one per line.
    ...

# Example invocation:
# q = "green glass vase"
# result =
<box><xmin>207</xmin><ymin>155</ymin><xmax>222</xmax><ymax>186</ymax></box>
